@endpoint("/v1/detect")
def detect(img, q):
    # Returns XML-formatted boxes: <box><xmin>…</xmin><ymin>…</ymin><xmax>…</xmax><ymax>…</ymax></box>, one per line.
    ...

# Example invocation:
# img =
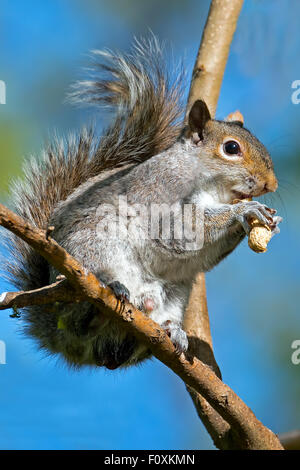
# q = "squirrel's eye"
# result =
<box><xmin>223</xmin><ymin>140</ymin><xmax>241</xmax><ymax>156</ymax></box>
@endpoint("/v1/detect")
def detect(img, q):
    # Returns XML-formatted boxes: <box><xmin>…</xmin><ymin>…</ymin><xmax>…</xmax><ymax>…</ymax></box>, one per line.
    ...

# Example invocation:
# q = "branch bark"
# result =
<box><xmin>0</xmin><ymin>279</ymin><xmax>79</xmax><ymax>310</ymax></box>
<box><xmin>186</xmin><ymin>0</ymin><xmax>244</xmax><ymax>117</ymax></box>
<box><xmin>279</xmin><ymin>430</ymin><xmax>300</xmax><ymax>450</ymax></box>
<box><xmin>0</xmin><ymin>203</ymin><xmax>283</xmax><ymax>449</ymax></box>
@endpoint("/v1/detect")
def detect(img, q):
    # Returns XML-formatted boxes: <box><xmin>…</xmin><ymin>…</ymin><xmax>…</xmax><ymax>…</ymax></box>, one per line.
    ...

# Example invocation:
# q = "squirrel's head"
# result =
<box><xmin>185</xmin><ymin>100</ymin><xmax>278</xmax><ymax>202</ymax></box>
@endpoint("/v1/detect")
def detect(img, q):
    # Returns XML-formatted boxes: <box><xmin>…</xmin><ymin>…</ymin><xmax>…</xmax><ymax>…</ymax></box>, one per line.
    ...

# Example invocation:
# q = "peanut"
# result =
<box><xmin>232</xmin><ymin>198</ymin><xmax>272</xmax><ymax>253</ymax></box>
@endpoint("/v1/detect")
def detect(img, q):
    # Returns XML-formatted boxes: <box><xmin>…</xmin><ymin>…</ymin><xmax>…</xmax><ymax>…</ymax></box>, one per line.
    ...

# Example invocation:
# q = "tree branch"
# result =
<box><xmin>0</xmin><ymin>202</ymin><xmax>283</xmax><ymax>449</ymax></box>
<box><xmin>279</xmin><ymin>430</ymin><xmax>300</xmax><ymax>450</ymax></box>
<box><xmin>183</xmin><ymin>0</ymin><xmax>245</xmax><ymax>448</ymax></box>
<box><xmin>186</xmin><ymin>0</ymin><xmax>244</xmax><ymax>117</ymax></box>
<box><xmin>0</xmin><ymin>279</ymin><xmax>80</xmax><ymax>310</ymax></box>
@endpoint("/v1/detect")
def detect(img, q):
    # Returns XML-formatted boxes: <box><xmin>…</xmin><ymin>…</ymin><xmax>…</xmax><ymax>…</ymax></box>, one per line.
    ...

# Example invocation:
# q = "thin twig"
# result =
<box><xmin>0</xmin><ymin>279</ymin><xmax>81</xmax><ymax>310</ymax></box>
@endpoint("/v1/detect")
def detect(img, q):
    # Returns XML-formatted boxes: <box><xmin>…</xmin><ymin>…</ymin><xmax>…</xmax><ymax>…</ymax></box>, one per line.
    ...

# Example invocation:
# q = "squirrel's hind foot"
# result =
<box><xmin>161</xmin><ymin>320</ymin><xmax>188</xmax><ymax>354</ymax></box>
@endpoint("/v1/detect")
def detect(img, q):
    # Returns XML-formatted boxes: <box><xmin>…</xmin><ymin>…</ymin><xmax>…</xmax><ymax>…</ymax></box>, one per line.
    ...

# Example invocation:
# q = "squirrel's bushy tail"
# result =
<box><xmin>3</xmin><ymin>36</ymin><xmax>184</xmax><ymax>293</ymax></box>
<box><xmin>70</xmin><ymin>36</ymin><xmax>184</xmax><ymax>174</ymax></box>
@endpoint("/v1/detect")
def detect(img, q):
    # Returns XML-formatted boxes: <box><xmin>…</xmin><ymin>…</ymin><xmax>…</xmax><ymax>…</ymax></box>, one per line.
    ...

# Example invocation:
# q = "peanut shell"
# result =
<box><xmin>232</xmin><ymin>198</ymin><xmax>272</xmax><ymax>253</ymax></box>
<box><xmin>248</xmin><ymin>219</ymin><xmax>271</xmax><ymax>253</ymax></box>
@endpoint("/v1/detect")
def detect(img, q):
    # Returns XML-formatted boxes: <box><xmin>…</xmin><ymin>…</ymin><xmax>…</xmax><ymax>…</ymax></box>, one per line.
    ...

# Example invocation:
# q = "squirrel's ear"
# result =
<box><xmin>188</xmin><ymin>100</ymin><xmax>211</xmax><ymax>139</ymax></box>
<box><xmin>225</xmin><ymin>110</ymin><xmax>244</xmax><ymax>127</ymax></box>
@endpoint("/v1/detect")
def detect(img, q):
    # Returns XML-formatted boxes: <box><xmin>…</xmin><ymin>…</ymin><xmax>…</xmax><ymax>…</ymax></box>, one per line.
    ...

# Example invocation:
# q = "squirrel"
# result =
<box><xmin>3</xmin><ymin>37</ymin><xmax>282</xmax><ymax>370</ymax></box>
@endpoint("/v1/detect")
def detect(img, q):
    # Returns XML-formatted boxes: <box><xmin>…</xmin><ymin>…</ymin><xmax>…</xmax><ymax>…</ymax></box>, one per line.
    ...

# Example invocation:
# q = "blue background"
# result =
<box><xmin>0</xmin><ymin>0</ymin><xmax>300</xmax><ymax>449</ymax></box>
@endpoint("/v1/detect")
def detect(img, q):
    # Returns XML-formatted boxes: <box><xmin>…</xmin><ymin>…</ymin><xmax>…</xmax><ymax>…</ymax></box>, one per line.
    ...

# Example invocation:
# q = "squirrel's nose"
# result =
<box><xmin>263</xmin><ymin>175</ymin><xmax>278</xmax><ymax>193</ymax></box>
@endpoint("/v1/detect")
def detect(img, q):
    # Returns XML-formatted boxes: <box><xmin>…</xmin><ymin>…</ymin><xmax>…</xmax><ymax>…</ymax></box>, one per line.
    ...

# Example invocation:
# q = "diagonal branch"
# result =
<box><xmin>0</xmin><ymin>202</ymin><xmax>283</xmax><ymax>449</ymax></box>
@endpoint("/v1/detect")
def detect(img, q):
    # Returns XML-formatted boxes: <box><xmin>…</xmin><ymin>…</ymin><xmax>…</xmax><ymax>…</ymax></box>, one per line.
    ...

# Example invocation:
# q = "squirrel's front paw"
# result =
<box><xmin>234</xmin><ymin>201</ymin><xmax>275</xmax><ymax>235</ymax></box>
<box><xmin>161</xmin><ymin>320</ymin><xmax>188</xmax><ymax>354</ymax></box>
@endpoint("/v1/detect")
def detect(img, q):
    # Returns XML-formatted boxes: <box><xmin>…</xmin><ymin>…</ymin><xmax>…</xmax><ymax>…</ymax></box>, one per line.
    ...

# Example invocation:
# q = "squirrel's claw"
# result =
<box><xmin>235</xmin><ymin>200</ymin><xmax>275</xmax><ymax>235</ymax></box>
<box><xmin>161</xmin><ymin>320</ymin><xmax>188</xmax><ymax>354</ymax></box>
<box><xmin>108</xmin><ymin>281</ymin><xmax>130</xmax><ymax>303</ymax></box>
<box><xmin>270</xmin><ymin>215</ymin><xmax>283</xmax><ymax>238</ymax></box>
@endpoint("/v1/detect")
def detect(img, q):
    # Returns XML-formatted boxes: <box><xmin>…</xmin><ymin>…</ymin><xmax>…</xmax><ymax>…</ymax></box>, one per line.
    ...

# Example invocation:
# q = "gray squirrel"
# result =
<box><xmin>4</xmin><ymin>38</ymin><xmax>282</xmax><ymax>369</ymax></box>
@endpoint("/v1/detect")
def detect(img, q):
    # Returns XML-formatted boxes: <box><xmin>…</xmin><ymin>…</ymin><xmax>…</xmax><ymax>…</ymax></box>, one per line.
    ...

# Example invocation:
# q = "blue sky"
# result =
<box><xmin>0</xmin><ymin>0</ymin><xmax>300</xmax><ymax>449</ymax></box>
